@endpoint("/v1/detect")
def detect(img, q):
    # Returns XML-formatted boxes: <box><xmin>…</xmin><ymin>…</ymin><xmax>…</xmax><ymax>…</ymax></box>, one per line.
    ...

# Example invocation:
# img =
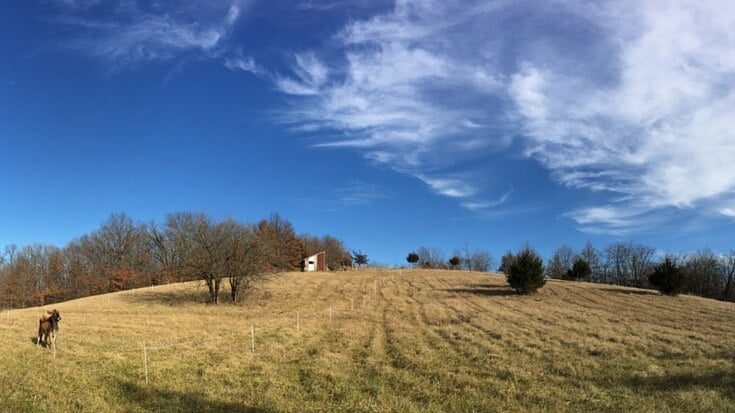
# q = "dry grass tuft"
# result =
<box><xmin>1</xmin><ymin>269</ymin><xmax>734</xmax><ymax>412</ymax></box>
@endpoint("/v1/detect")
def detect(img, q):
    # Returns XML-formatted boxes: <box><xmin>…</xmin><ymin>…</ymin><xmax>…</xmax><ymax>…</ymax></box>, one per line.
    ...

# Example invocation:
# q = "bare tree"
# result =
<box><xmin>163</xmin><ymin>212</ymin><xmax>228</xmax><ymax>304</ymax></box>
<box><xmin>3</xmin><ymin>244</ymin><xmax>18</xmax><ymax>264</ymax></box>
<box><xmin>222</xmin><ymin>221</ymin><xmax>265</xmax><ymax>303</ymax></box>
<box><xmin>416</xmin><ymin>246</ymin><xmax>445</xmax><ymax>269</ymax></box>
<box><xmin>147</xmin><ymin>222</ymin><xmax>178</xmax><ymax>284</ymax></box>
<box><xmin>630</xmin><ymin>244</ymin><xmax>656</xmax><ymax>287</ymax></box>
<box><xmin>256</xmin><ymin>214</ymin><xmax>304</xmax><ymax>272</ymax></box>
<box><xmin>468</xmin><ymin>249</ymin><xmax>493</xmax><ymax>272</ymax></box>
<box><xmin>546</xmin><ymin>245</ymin><xmax>576</xmax><ymax>279</ymax></box>
<box><xmin>580</xmin><ymin>241</ymin><xmax>602</xmax><ymax>282</ymax></box>
<box><xmin>721</xmin><ymin>250</ymin><xmax>735</xmax><ymax>301</ymax></box>
<box><xmin>603</xmin><ymin>242</ymin><xmax>655</xmax><ymax>287</ymax></box>
<box><xmin>605</xmin><ymin>243</ymin><xmax>633</xmax><ymax>286</ymax></box>
<box><xmin>684</xmin><ymin>249</ymin><xmax>722</xmax><ymax>298</ymax></box>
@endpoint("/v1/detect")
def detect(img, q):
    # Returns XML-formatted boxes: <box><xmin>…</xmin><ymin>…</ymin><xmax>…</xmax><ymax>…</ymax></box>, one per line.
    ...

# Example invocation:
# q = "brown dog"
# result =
<box><xmin>38</xmin><ymin>309</ymin><xmax>61</xmax><ymax>349</ymax></box>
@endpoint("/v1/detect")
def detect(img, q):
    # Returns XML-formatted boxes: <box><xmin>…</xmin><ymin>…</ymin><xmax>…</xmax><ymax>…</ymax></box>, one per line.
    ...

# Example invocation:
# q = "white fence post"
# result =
<box><xmin>250</xmin><ymin>325</ymin><xmax>255</xmax><ymax>353</ymax></box>
<box><xmin>143</xmin><ymin>341</ymin><xmax>149</xmax><ymax>385</ymax></box>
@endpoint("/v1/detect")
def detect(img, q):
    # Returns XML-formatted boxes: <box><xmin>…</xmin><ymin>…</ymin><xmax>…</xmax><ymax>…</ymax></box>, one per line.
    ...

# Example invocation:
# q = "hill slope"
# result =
<box><xmin>1</xmin><ymin>269</ymin><xmax>734</xmax><ymax>412</ymax></box>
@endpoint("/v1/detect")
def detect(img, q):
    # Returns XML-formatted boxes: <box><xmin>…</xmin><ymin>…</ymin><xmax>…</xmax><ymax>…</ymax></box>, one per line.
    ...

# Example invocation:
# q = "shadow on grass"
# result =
<box><xmin>443</xmin><ymin>285</ymin><xmax>517</xmax><ymax>297</ymax></box>
<box><xmin>115</xmin><ymin>380</ymin><xmax>270</xmax><ymax>413</ymax></box>
<box><xmin>30</xmin><ymin>336</ymin><xmax>53</xmax><ymax>348</ymax></box>
<box><xmin>121</xmin><ymin>289</ymin><xmax>210</xmax><ymax>306</ymax></box>
<box><xmin>622</xmin><ymin>370</ymin><xmax>735</xmax><ymax>401</ymax></box>
<box><xmin>601</xmin><ymin>287</ymin><xmax>658</xmax><ymax>296</ymax></box>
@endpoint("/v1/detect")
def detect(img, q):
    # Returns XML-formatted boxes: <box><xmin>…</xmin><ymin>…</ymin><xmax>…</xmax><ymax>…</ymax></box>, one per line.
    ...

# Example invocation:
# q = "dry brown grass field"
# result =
<box><xmin>1</xmin><ymin>269</ymin><xmax>734</xmax><ymax>412</ymax></box>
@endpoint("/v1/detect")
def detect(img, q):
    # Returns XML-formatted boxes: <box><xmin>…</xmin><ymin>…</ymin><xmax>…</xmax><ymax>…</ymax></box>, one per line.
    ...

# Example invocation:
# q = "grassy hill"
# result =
<box><xmin>1</xmin><ymin>269</ymin><xmax>734</xmax><ymax>412</ymax></box>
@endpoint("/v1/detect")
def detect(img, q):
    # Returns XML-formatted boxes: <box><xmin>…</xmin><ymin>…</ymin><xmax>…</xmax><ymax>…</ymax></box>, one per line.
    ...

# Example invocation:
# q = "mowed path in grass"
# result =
<box><xmin>1</xmin><ymin>269</ymin><xmax>734</xmax><ymax>412</ymax></box>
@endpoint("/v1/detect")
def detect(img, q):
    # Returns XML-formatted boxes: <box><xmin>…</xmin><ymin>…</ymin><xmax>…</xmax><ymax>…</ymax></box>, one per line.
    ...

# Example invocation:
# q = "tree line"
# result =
<box><xmin>406</xmin><ymin>246</ymin><xmax>494</xmax><ymax>272</ymax></box>
<box><xmin>406</xmin><ymin>241</ymin><xmax>734</xmax><ymax>301</ymax></box>
<box><xmin>501</xmin><ymin>241</ymin><xmax>734</xmax><ymax>301</ymax></box>
<box><xmin>0</xmin><ymin>212</ymin><xmax>352</xmax><ymax>308</ymax></box>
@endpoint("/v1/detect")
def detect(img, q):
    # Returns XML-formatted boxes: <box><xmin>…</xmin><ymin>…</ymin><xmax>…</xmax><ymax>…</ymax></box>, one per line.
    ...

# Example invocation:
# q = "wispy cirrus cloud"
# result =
<box><xmin>462</xmin><ymin>188</ymin><xmax>513</xmax><ymax>212</ymax></box>
<box><xmin>51</xmin><ymin>0</ymin><xmax>103</xmax><ymax>9</ymax></box>
<box><xmin>510</xmin><ymin>0</ymin><xmax>735</xmax><ymax>232</ymax></box>
<box><xmin>273</xmin><ymin>52</ymin><xmax>329</xmax><ymax>96</ymax></box>
<box><xmin>335</xmin><ymin>180</ymin><xmax>387</xmax><ymax>206</ymax></box>
<box><xmin>268</xmin><ymin>0</ymin><xmax>735</xmax><ymax>231</ymax></box>
<box><xmin>224</xmin><ymin>53</ymin><xmax>267</xmax><ymax>77</ymax></box>
<box><xmin>273</xmin><ymin>25</ymin><xmax>508</xmax><ymax>209</ymax></box>
<box><xmin>54</xmin><ymin>1</ymin><xmax>243</xmax><ymax>68</ymax></box>
<box><xmin>298</xmin><ymin>180</ymin><xmax>388</xmax><ymax>211</ymax></box>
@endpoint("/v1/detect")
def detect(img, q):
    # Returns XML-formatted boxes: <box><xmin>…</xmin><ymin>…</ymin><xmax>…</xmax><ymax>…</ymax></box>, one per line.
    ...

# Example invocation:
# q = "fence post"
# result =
<box><xmin>250</xmin><ymin>325</ymin><xmax>255</xmax><ymax>353</ymax></box>
<box><xmin>143</xmin><ymin>341</ymin><xmax>149</xmax><ymax>385</ymax></box>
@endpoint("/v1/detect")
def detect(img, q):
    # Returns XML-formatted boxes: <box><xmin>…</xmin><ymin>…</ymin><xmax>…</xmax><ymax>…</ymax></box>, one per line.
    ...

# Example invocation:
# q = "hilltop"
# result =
<box><xmin>1</xmin><ymin>269</ymin><xmax>733</xmax><ymax>412</ymax></box>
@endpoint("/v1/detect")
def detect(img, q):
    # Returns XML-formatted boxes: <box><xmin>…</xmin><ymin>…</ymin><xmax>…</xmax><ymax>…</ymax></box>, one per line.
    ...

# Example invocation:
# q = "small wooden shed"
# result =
<box><xmin>301</xmin><ymin>251</ymin><xmax>326</xmax><ymax>272</ymax></box>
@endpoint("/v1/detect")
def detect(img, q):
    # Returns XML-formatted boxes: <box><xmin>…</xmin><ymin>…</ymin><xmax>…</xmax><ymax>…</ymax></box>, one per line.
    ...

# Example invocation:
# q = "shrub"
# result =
<box><xmin>448</xmin><ymin>256</ymin><xmax>461</xmax><ymax>269</ymax></box>
<box><xmin>565</xmin><ymin>258</ymin><xmax>591</xmax><ymax>281</ymax></box>
<box><xmin>506</xmin><ymin>247</ymin><xmax>546</xmax><ymax>294</ymax></box>
<box><xmin>406</xmin><ymin>252</ymin><xmax>419</xmax><ymax>267</ymax></box>
<box><xmin>649</xmin><ymin>257</ymin><xmax>686</xmax><ymax>296</ymax></box>
<box><xmin>498</xmin><ymin>250</ymin><xmax>516</xmax><ymax>273</ymax></box>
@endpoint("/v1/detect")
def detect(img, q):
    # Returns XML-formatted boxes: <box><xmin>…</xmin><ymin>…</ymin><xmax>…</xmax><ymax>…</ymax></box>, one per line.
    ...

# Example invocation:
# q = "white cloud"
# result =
<box><xmin>461</xmin><ymin>189</ymin><xmax>512</xmax><ymax>211</ymax></box>
<box><xmin>52</xmin><ymin>0</ymin><xmax>102</xmax><ymax>9</ymax></box>
<box><xmin>60</xmin><ymin>1</ymin><xmax>242</xmax><ymax>66</ymax></box>
<box><xmin>417</xmin><ymin>175</ymin><xmax>477</xmax><ymax>199</ymax></box>
<box><xmin>226</xmin><ymin>4</ymin><xmax>241</xmax><ymax>25</ymax></box>
<box><xmin>274</xmin><ymin>36</ymin><xmax>503</xmax><ymax>203</ymax></box>
<box><xmin>510</xmin><ymin>0</ymin><xmax>735</xmax><ymax>231</ymax></box>
<box><xmin>274</xmin><ymin>52</ymin><xmax>331</xmax><ymax>95</ymax></box>
<box><xmin>268</xmin><ymin>0</ymin><xmax>735</xmax><ymax>232</ymax></box>
<box><xmin>336</xmin><ymin>181</ymin><xmax>387</xmax><ymax>206</ymax></box>
<box><xmin>224</xmin><ymin>55</ymin><xmax>267</xmax><ymax>77</ymax></box>
<box><xmin>566</xmin><ymin>206</ymin><xmax>637</xmax><ymax>232</ymax></box>
<box><xmin>212</xmin><ymin>0</ymin><xmax>735</xmax><ymax>232</ymax></box>
<box><xmin>298</xmin><ymin>180</ymin><xmax>388</xmax><ymax>211</ymax></box>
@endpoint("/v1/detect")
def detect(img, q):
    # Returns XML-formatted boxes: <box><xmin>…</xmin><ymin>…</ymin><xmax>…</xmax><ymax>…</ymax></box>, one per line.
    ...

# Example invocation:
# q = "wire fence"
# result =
<box><xmin>5</xmin><ymin>274</ymin><xmax>408</xmax><ymax>385</ymax></box>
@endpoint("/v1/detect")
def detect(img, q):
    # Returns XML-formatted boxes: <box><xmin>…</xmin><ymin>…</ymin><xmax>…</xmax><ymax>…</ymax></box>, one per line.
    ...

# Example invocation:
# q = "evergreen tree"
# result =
<box><xmin>565</xmin><ymin>258</ymin><xmax>591</xmax><ymax>281</ymax></box>
<box><xmin>649</xmin><ymin>257</ymin><xmax>686</xmax><ymax>296</ymax></box>
<box><xmin>352</xmin><ymin>250</ymin><xmax>368</xmax><ymax>268</ymax></box>
<box><xmin>506</xmin><ymin>247</ymin><xmax>546</xmax><ymax>294</ymax></box>
<box><xmin>406</xmin><ymin>252</ymin><xmax>419</xmax><ymax>267</ymax></box>
<box><xmin>498</xmin><ymin>250</ymin><xmax>515</xmax><ymax>273</ymax></box>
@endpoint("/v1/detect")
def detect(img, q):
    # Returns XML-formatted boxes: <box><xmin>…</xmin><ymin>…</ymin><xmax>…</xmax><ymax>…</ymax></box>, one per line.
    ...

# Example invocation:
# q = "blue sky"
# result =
<box><xmin>2</xmin><ymin>0</ymin><xmax>735</xmax><ymax>265</ymax></box>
